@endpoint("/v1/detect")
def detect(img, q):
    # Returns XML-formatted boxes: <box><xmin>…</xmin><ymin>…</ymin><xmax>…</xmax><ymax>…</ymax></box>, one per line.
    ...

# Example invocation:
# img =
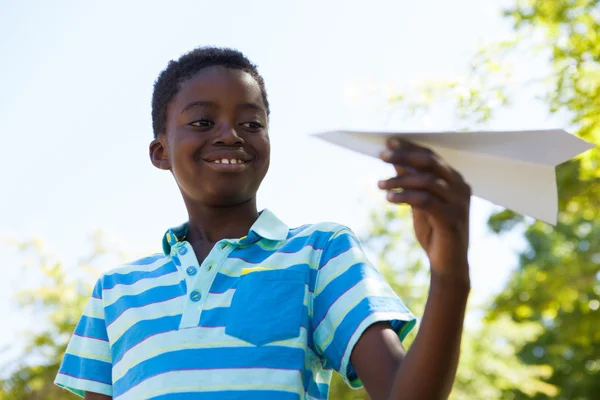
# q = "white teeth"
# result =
<box><xmin>211</xmin><ymin>159</ymin><xmax>245</xmax><ymax>164</ymax></box>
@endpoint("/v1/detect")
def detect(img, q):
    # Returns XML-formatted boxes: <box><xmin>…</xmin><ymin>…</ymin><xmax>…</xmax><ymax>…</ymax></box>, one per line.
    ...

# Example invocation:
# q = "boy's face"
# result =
<box><xmin>150</xmin><ymin>66</ymin><xmax>270</xmax><ymax>207</ymax></box>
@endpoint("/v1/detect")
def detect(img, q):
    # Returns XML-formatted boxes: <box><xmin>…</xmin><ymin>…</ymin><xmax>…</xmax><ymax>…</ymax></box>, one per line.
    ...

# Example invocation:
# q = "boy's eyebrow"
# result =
<box><xmin>180</xmin><ymin>101</ymin><xmax>217</xmax><ymax>114</ymax></box>
<box><xmin>180</xmin><ymin>101</ymin><xmax>265</xmax><ymax>114</ymax></box>
<box><xmin>236</xmin><ymin>102</ymin><xmax>265</xmax><ymax>113</ymax></box>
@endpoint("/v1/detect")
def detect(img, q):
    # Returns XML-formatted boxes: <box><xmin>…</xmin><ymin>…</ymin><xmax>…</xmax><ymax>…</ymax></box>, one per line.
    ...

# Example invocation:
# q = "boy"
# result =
<box><xmin>55</xmin><ymin>47</ymin><xmax>471</xmax><ymax>400</ymax></box>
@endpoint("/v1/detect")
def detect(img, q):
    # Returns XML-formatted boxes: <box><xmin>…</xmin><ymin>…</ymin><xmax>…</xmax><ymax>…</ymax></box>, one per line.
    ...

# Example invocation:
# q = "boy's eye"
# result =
<box><xmin>241</xmin><ymin>122</ymin><xmax>263</xmax><ymax>130</ymax></box>
<box><xmin>189</xmin><ymin>119</ymin><xmax>214</xmax><ymax>128</ymax></box>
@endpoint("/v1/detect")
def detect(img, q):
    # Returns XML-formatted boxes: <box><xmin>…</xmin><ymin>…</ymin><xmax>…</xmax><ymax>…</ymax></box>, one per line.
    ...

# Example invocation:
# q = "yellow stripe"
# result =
<box><xmin>241</xmin><ymin>267</ymin><xmax>271</xmax><ymax>275</ymax></box>
<box><xmin>68</xmin><ymin>350</ymin><xmax>111</xmax><ymax>363</ymax></box>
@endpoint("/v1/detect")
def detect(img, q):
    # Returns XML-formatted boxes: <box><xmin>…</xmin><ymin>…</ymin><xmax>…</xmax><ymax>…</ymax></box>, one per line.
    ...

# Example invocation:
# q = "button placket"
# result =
<box><xmin>177</xmin><ymin>242</ymin><xmax>205</xmax><ymax>328</ymax></box>
<box><xmin>178</xmin><ymin>241</ymin><xmax>235</xmax><ymax>329</ymax></box>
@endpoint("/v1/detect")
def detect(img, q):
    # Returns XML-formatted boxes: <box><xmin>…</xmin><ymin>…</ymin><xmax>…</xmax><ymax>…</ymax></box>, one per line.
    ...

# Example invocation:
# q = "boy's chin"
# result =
<box><xmin>201</xmin><ymin>191</ymin><xmax>256</xmax><ymax>208</ymax></box>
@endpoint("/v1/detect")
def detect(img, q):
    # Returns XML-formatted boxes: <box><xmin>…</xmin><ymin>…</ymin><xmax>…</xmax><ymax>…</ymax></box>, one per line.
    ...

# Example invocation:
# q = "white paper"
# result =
<box><xmin>312</xmin><ymin>129</ymin><xmax>595</xmax><ymax>225</ymax></box>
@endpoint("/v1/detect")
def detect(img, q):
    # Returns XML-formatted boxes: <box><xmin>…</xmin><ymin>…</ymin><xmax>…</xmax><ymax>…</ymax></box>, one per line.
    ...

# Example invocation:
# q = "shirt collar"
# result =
<box><xmin>162</xmin><ymin>209</ymin><xmax>288</xmax><ymax>255</ymax></box>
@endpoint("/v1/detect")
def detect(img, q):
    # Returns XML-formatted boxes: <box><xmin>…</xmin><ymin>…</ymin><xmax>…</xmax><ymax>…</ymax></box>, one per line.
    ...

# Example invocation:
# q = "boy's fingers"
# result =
<box><xmin>378</xmin><ymin>173</ymin><xmax>454</xmax><ymax>203</ymax></box>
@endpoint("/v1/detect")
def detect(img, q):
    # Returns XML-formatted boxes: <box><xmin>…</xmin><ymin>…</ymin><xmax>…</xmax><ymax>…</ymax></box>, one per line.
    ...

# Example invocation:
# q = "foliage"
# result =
<box><xmin>329</xmin><ymin>207</ymin><xmax>556</xmax><ymax>399</ymax></box>
<box><xmin>388</xmin><ymin>1</ymin><xmax>600</xmax><ymax>398</ymax></box>
<box><xmin>0</xmin><ymin>232</ymin><xmax>125</xmax><ymax>399</ymax></box>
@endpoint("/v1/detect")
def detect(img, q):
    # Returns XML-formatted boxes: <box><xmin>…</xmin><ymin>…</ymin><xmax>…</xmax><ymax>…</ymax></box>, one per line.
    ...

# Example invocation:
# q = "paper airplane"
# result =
<box><xmin>312</xmin><ymin>129</ymin><xmax>595</xmax><ymax>225</ymax></box>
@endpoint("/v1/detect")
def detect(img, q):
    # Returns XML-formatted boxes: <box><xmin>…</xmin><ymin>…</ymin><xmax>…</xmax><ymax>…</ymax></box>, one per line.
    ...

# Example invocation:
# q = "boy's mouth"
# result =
<box><xmin>201</xmin><ymin>151</ymin><xmax>254</xmax><ymax>173</ymax></box>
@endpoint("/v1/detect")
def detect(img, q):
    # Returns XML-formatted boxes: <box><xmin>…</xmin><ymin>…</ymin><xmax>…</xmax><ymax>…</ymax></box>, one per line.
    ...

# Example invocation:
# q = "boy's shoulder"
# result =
<box><xmin>97</xmin><ymin>253</ymin><xmax>170</xmax><ymax>285</ymax></box>
<box><xmin>287</xmin><ymin>221</ymin><xmax>359</xmax><ymax>250</ymax></box>
<box><xmin>289</xmin><ymin>220</ymin><xmax>354</xmax><ymax>238</ymax></box>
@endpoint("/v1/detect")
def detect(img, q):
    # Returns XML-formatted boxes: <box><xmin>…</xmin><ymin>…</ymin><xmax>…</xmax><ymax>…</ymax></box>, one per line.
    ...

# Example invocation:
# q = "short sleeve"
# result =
<box><xmin>312</xmin><ymin>227</ymin><xmax>417</xmax><ymax>388</ymax></box>
<box><xmin>55</xmin><ymin>278</ymin><xmax>113</xmax><ymax>398</ymax></box>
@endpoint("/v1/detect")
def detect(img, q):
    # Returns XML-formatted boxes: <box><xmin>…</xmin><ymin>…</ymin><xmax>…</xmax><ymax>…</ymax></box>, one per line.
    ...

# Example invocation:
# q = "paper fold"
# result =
<box><xmin>312</xmin><ymin>129</ymin><xmax>595</xmax><ymax>225</ymax></box>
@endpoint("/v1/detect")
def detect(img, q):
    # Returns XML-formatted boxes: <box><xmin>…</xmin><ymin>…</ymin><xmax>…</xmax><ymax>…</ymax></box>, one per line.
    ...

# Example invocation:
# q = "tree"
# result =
<box><xmin>0</xmin><ymin>232</ymin><xmax>127</xmax><ymax>400</ymax></box>
<box><xmin>387</xmin><ymin>1</ymin><xmax>600</xmax><ymax>398</ymax></box>
<box><xmin>329</xmin><ymin>207</ymin><xmax>556</xmax><ymax>399</ymax></box>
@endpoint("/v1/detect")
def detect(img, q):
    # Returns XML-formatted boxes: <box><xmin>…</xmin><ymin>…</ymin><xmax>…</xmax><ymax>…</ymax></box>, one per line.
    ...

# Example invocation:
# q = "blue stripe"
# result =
<box><xmin>59</xmin><ymin>353</ymin><xmax>112</xmax><ymax>385</ymax></box>
<box><xmin>212</xmin><ymin>267</ymin><xmax>315</xmax><ymax>293</ymax></box>
<box><xmin>103</xmin><ymin>261</ymin><xmax>177</xmax><ymax>290</ymax></box>
<box><xmin>105</xmin><ymin>283</ymin><xmax>185</xmax><ymax>325</ymax></box>
<box><xmin>323</xmin><ymin>296</ymin><xmax>410</xmax><ymax>371</ymax></box>
<box><xmin>150</xmin><ymin>391</ymin><xmax>300</xmax><ymax>400</ymax></box>
<box><xmin>303</xmin><ymin>369</ymin><xmax>329</xmax><ymax>399</ymax></box>
<box><xmin>228</xmin><ymin>246</ymin><xmax>276</xmax><ymax>264</ymax></box>
<box><xmin>91</xmin><ymin>280</ymin><xmax>103</xmax><ymax>299</ymax></box>
<box><xmin>111</xmin><ymin>314</ymin><xmax>182</xmax><ymax>363</ymax></box>
<box><xmin>230</xmin><ymin>230</ymin><xmax>335</xmax><ymax>265</ymax></box>
<box><xmin>286</xmin><ymin>224</ymin><xmax>311</xmax><ymax>239</ymax></box>
<box><xmin>313</xmin><ymin>262</ymin><xmax>382</xmax><ymax>325</ymax></box>
<box><xmin>114</xmin><ymin>346</ymin><xmax>305</xmax><ymax>396</ymax></box>
<box><xmin>318</xmin><ymin>230</ymin><xmax>357</xmax><ymax>269</ymax></box>
<box><xmin>200</xmin><ymin>304</ymin><xmax>310</xmax><ymax>328</ymax></box>
<box><xmin>210</xmin><ymin>273</ymin><xmax>238</xmax><ymax>293</ymax></box>
<box><xmin>74</xmin><ymin>315</ymin><xmax>108</xmax><ymax>341</ymax></box>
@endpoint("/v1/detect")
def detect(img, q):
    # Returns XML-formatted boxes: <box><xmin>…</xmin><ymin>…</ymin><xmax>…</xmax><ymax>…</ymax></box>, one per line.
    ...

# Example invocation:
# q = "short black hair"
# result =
<box><xmin>151</xmin><ymin>46</ymin><xmax>270</xmax><ymax>138</ymax></box>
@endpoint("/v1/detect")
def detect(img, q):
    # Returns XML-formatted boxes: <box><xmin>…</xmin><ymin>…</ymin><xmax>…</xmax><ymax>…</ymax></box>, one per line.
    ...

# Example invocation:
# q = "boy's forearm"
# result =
<box><xmin>389</xmin><ymin>270</ymin><xmax>470</xmax><ymax>400</ymax></box>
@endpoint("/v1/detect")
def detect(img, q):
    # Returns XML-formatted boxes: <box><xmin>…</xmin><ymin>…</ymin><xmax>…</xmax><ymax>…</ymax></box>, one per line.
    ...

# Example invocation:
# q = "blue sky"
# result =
<box><xmin>0</xmin><ymin>0</ymin><xmax>562</xmax><ymax>363</ymax></box>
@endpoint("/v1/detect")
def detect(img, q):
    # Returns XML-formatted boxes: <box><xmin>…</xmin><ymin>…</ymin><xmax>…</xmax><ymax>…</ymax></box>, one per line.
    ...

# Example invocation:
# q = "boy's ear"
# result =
<box><xmin>149</xmin><ymin>137</ymin><xmax>171</xmax><ymax>170</ymax></box>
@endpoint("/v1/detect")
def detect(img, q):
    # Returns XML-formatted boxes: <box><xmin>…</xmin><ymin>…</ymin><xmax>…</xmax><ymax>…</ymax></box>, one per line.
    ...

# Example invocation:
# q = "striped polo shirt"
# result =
<box><xmin>55</xmin><ymin>209</ymin><xmax>416</xmax><ymax>399</ymax></box>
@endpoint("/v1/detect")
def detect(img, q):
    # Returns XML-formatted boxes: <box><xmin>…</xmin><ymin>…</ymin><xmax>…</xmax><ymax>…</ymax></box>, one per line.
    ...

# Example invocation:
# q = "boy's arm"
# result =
<box><xmin>352</xmin><ymin>272</ymin><xmax>469</xmax><ymax>400</ymax></box>
<box><xmin>352</xmin><ymin>138</ymin><xmax>472</xmax><ymax>400</ymax></box>
<box><xmin>85</xmin><ymin>392</ymin><xmax>112</xmax><ymax>400</ymax></box>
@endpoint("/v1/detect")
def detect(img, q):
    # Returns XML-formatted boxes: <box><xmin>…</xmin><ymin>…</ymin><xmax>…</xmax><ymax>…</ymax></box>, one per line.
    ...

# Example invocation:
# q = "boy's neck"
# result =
<box><xmin>185</xmin><ymin>197</ymin><xmax>260</xmax><ymax>247</ymax></box>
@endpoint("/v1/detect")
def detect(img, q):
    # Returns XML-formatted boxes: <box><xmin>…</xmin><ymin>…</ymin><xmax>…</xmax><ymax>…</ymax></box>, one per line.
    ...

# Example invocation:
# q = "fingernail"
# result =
<box><xmin>389</xmin><ymin>138</ymin><xmax>402</xmax><ymax>149</ymax></box>
<box><xmin>380</xmin><ymin>150</ymin><xmax>392</xmax><ymax>160</ymax></box>
<box><xmin>377</xmin><ymin>180</ymin><xmax>385</xmax><ymax>188</ymax></box>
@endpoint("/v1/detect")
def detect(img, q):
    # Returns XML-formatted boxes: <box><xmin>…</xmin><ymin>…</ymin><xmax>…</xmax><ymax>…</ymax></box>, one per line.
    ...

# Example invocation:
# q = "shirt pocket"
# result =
<box><xmin>226</xmin><ymin>269</ymin><xmax>305</xmax><ymax>346</ymax></box>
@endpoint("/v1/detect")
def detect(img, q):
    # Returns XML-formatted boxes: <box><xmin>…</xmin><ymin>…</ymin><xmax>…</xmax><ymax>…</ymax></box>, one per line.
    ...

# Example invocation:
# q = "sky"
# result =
<box><xmin>0</xmin><ymin>0</ymin><xmax>563</xmax><ymax>365</ymax></box>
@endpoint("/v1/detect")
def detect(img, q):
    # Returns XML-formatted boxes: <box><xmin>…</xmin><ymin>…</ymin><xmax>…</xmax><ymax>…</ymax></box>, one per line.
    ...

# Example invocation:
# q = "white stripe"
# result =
<box><xmin>55</xmin><ymin>373</ymin><xmax>112</xmax><ymax>397</ymax></box>
<box><xmin>315</xmin><ymin>245</ymin><xmax>371</xmax><ymax>296</ymax></box>
<box><xmin>117</xmin><ymin>368</ymin><xmax>303</xmax><ymax>400</ymax></box>
<box><xmin>66</xmin><ymin>335</ymin><xmax>111</xmax><ymax>363</ymax></box>
<box><xmin>103</xmin><ymin>271</ymin><xmax>183</xmax><ymax>306</ymax></box>
<box><xmin>313</xmin><ymin>277</ymin><xmax>401</xmax><ymax>350</ymax></box>
<box><xmin>204</xmin><ymin>289</ymin><xmax>234</xmax><ymax>310</ymax></box>
<box><xmin>296</xmin><ymin>222</ymin><xmax>344</xmax><ymax>238</ymax></box>
<box><xmin>83</xmin><ymin>297</ymin><xmax>105</xmax><ymax>319</ymax></box>
<box><xmin>107</xmin><ymin>296</ymin><xmax>185</xmax><ymax>342</ymax></box>
<box><xmin>220</xmin><ymin>244</ymin><xmax>324</xmax><ymax>275</ymax></box>
<box><xmin>112</xmin><ymin>326</ymin><xmax>310</xmax><ymax>381</ymax></box>
<box><xmin>103</xmin><ymin>256</ymin><xmax>170</xmax><ymax>280</ymax></box>
<box><xmin>204</xmin><ymin>285</ymin><xmax>310</xmax><ymax>310</ymax></box>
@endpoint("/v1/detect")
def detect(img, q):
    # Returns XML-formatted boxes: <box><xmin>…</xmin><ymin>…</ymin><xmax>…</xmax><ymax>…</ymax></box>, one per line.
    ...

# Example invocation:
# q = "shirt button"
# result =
<box><xmin>189</xmin><ymin>291</ymin><xmax>201</xmax><ymax>302</ymax></box>
<box><xmin>186</xmin><ymin>266</ymin><xmax>197</xmax><ymax>276</ymax></box>
<box><xmin>178</xmin><ymin>247</ymin><xmax>188</xmax><ymax>255</ymax></box>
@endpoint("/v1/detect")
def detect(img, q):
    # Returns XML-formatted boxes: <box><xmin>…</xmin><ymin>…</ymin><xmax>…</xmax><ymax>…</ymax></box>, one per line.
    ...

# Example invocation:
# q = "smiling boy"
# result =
<box><xmin>55</xmin><ymin>47</ymin><xmax>472</xmax><ymax>400</ymax></box>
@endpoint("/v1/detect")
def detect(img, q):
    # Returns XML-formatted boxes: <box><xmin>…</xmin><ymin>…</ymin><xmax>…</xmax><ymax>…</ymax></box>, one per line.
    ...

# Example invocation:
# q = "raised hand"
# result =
<box><xmin>378</xmin><ymin>138</ymin><xmax>472</xmax><ymax>282</ymax></box>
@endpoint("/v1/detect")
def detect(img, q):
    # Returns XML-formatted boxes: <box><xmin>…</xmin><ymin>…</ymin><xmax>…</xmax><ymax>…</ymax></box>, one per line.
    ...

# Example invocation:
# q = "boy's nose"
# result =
<box><xmin>212</xmin><ymin>125</ymin><xmax>244</xmax><ymax>146</ymax></box>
